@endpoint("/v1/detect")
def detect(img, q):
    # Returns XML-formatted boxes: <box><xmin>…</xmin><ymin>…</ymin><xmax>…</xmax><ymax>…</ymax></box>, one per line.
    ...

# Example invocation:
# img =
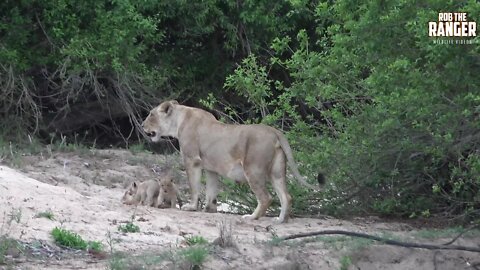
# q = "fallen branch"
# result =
<box><xmin>443</xmin><ymin>224</ymin><xmax>479</xmax><ymax>245</ymax></box>
<box><xmin>280</xmin><ymin>230</ymin><xmax>480</xmax><ymax>253</ymax></box>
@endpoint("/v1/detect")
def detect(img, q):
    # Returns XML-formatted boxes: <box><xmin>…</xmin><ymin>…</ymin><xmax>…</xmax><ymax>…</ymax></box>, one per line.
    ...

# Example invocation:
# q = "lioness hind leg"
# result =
<box><xmin>243</xmin><ymin>171</ymin><xmax>272</xmax><ymax>220</ymax></box>
<box><xmin>271</xmin><ymin>151</ymin><xmax>292</xmax><ymax>223</ymax></box>
<box><xmin>271</xmin><ymin>178</ymin><xmax>292</xmax><ymax>223</ymax></box>
<box><xmin>204</xmin><ymin>170</ymin><xmax>219</xmax><ymax>213</ymax></box>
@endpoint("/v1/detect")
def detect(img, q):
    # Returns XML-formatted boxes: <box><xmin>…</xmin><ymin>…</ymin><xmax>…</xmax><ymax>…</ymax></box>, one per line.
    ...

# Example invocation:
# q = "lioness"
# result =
<box><xmin>122</xmin><ymin>180</ymin><xmax>160</xmax><ymax>207</ymax></box>
<box><xmin>142</xmin><ymin>100</ymin><xmax>319</xmax><ymax>223</ymax></box>
<box><xmin>156</xmin><ymin>175</ymin><xmax>181</xmax><ymax>209</ymax></box>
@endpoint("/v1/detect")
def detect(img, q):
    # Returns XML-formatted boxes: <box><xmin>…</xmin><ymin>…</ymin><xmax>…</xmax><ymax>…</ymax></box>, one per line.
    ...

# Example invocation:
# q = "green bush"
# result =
<box><xmin>51</xmin><ymin>227</ymin><xmax>88</xmax><ymax>250</ymax></box>
<box><xmin>118</xmin><ymin>222</ymin><xmax>140</xmax><ymax>233</ymax></box>
<box><xmin>51</xmin><ymin>227</ymin><xmax>102</xmax><ymax>251</ymax></box>
<box><xmin>1</xmin><ymin>0</ymin><xmax>478</xmax><ymax>222</ymax></box>
<box><xmin>35</xmin><ymin>211</ymin><xmax>55</xmax><ymax>221</ymax></box>
<box><xmin>0</xmin><ymin>237</ymin><xmax>22</xmax><ymax>264</ymax></box>
<box><xmin>185</xmin><ymin>235</ymin><xmax>208</xmax><ymax>246</ymax></box>
<box><xmin>220</xmin><ymin>0</ymin><xmax>480</xmax><ymax>222</ymax></box>
<box><xmin>179</xmin><ymin>246</ymin><xmax>209</xmax><ymax>268</ymax></box>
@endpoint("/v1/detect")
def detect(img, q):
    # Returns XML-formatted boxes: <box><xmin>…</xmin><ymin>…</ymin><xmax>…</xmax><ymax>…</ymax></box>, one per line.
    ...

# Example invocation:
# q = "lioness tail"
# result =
<box><xmin>272</xmin><ymin>128</ymin><xmax>321</xmax><ymax>190</ymax></box>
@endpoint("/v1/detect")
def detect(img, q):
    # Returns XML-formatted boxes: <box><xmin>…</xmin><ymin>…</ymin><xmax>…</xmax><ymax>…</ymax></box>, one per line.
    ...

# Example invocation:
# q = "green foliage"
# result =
<box><xmin>51</xmin><ymin>227</ymin><xmax>102</xmax><ymax>251</ymax></box>
<box><xmin>414</xmin><ymin>226</ymin><xmax>480</xmax><ymax>239</ymax></box>
<box><xmin>185</xmin><ymin>235</ymin><xmax>208</xmax><ymax>246</ymax></box>
<box><xmin>51</xmin><ymin>227</ymin><xmax>87</xmax><ymax>250</ymax></box>
<box><xmin>108</xmin><ymin>251</ymin><xmax>169</xmax><ymax>270</ymax></box>
<box><xmin>268</xmin><ymin>236</ymin><xmax>284</xmax><ymax>247</ymax></box>
<box><xmin>316</xmin><ymin>236</ymin><xmax>374</xmax><ymax>251</ymax></box>
<box><xmin>108</xmin><ymin>252</ymin><xmax>126</xmax><ymax>270</ymax></box>
<box><xmin>218</xmin><ymin>180</ymin><xmax>256</xmax><ymax>215</ymax></box>
<box><xmin>1</xmin><ymin>0</ymin><xmax>478</xmax><ymax>222</ymax></box>
<box><xmin>117</xmin><ymin>222</ymin><xmax>140</xmax><ymax>233</ymax></box>
<box><xmin>88</xmin><ymin>240</ymin><xmax>103</xmax><ymax>252</ymax></box>
<box><xmin>0</xmin><ymin>208</ymin><xmax>24</xmax><ymax>265</ymax></box>
<box><xmin>0</xmin><ymin>0</ymin><xmax>314</xmax><ymax>143</ymax></box>
<box><xmin>339</xmin><ymin>255</ymin><xmax>352</xmax><ymax>270</ymax></box>
<box><xmin>220</xmin><ymin>0</ymin><xmax>480</xmax><ymax>222</ymax></box>
<box><xmin>179</xmin><ymin>246</ymin><xmax>209</xmax><ymax>268</ymax></box>
<box><xmin>35</xmin><ymin>211</ymin><xmax>55</xmax><ymax>221</ymax></box>
<box><xmin>128</xmin><ymin>143</ymin><xmax>149</xmax><ymax>154</ymax></box>
<box><xmin>225</xmin><ymin>55</ymin><xmax>273</xmax><ymax>118</ymax></box>
<box><xmin>0</xmin><ymin>237</ymin><xmax>22</xmax><ymax>265</ymax></box>
<box><xmin>106</xmin><ymin>247</ymin><xmax>210</xmax><ymax>270</ymax></box>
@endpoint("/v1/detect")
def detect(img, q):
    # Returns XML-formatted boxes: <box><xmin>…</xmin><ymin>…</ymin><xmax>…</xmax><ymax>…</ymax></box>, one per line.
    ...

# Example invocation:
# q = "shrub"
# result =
<box><xmin>51</xmin><ymin>227</ymin><xmax>87</xmax><ymax>250</ymax></box>
<box><xmin>179</xmin><ymin>246</ymin><xmax>209</xmax><ymax>268</ymax></box>
<box><xmin>35</xmin><ymin>211</ymin><xmax>55</xmax><ymax>220</ymax></box>
<box><xmin>185</xmin><ymin>235</ymin><xmax>208</xmax><ymax>246</ymax></box>
<box><xmin>117</xmin><ymin>222</ymin><xmax>140</xmax><ymax>233</ymax></box>
<box><xmin>51</xmin><ymin>227</ymin><xmax>102</xmax><ymax>251</ymax></box>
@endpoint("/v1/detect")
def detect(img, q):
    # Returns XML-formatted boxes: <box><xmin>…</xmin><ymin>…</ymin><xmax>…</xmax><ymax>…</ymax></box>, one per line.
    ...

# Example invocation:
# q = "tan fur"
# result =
<box><xmin>122</xmin><ymin>180</ymin><xmax>160</xmax><ymax>207</ymax></box>
<box><xmin>142</xmin><ymin>100</ymin><xmax>318</xmax><ymax>223</ymax></box>
<box><xmin>156</xmin><ymin>175</ymin><xmax>180</xmax><ymax>209</ymax></box>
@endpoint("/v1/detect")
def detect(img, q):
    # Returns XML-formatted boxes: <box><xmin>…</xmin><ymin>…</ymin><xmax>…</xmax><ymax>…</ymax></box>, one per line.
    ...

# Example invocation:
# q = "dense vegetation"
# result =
<box><xmin>1</xmin><ymin>0</ymin><xmax>478</xmax><ymax>222</ymax></box>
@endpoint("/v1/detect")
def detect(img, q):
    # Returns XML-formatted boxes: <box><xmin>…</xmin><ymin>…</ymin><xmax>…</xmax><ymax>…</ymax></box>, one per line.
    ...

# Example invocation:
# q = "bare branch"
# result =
<box><xmin>280</xmin><ymin>230</ymin><xmax>480</xmax><ymax>253</ymax></box>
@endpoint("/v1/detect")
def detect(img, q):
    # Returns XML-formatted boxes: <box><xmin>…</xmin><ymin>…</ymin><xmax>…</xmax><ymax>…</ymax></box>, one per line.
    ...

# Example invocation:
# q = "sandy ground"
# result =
<box><xmin>0</xmin><ymin>149</ymin><xmax>479</xmax><ymax>270</ymax></box>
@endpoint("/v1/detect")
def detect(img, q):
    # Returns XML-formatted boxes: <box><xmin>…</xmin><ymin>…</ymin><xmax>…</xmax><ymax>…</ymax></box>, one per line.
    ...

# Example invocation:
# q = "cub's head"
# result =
<box><xmin>121</xmin><ymin>181</ymin><xmax>139</xmax><ymax>203</ymax></box>
<box><xmin>159</xmin><ymin>176</ymin><xmax>174</xmax><ymax>193</ymax></box>
<box><xmin>142</xmin><ymin>100</ymin><xmax>179</xmax><ymax>142</ymax></box>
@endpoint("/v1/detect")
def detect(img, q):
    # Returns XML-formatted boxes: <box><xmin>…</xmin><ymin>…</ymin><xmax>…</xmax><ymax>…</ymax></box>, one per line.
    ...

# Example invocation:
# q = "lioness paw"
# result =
<box><xmin>242</xmin><ymin>214</ymin><xmax>258</xmax><ymax>220</ymax></box>
<box><xmin>274</xmin><ymin>217</ymin><xmax>288</xmax><ymax>224</ymax></box>
<box><xmin>181</xmin><ymin>203</ymin><xmax>198</xmax><ymax>211</ymax></box>
<box><xmin>203</xmin><ymin>205</ymin><xmax>217</xmax><ymax>213</ymax></box>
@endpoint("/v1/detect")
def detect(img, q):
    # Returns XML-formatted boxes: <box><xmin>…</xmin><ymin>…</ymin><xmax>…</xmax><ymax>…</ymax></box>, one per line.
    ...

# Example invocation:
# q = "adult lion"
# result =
<box><xmin>142</xmin><ymin>100</ymin><xmax>319</xmax><ymax>223</ymax></box>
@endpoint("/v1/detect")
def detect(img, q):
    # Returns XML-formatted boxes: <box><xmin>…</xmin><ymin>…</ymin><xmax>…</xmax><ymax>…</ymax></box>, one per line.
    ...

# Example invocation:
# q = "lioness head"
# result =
<box><xmin>142</xmin><ymin>100</ymin><xmax>179</xmax><ymax>142</ymax></box>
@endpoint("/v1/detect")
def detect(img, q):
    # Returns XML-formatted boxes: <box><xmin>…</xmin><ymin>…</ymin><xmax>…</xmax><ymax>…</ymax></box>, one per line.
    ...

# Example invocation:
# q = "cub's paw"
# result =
<box><xmin>181</xmin><ymin>203</ymin><xmax>198</xmax><ymax>211</ymax></box>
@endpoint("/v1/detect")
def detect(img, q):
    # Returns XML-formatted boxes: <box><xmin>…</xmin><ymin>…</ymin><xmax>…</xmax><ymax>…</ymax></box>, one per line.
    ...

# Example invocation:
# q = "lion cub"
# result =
<box><xmin>156</xmin><ymin>175</ymin><xmax>181</xmax><ymax>209</ymax></box>
<box><xmin>122</xmin><ymin>180</ymin><xmax>160</xmax><ymax>207</ymax></box>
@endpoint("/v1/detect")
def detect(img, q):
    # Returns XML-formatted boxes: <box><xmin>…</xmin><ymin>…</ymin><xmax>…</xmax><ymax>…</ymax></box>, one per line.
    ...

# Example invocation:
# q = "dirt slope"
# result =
<box><xmin>0</xmin><ymin>150</ymin><xmax>479</xmax><ymax>270</ymax></box>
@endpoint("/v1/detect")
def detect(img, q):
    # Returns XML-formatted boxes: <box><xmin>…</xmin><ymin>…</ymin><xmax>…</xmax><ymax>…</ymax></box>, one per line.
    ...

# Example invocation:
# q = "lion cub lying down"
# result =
<box><xmin>122</xmin><ymin>180</ymin><xmax>160</xmax><ymax>207</ymax></box>
<box><xmin>122</xmin><ymin>177</ymin><xmax>181</xmax><ymax>209</ymax></box>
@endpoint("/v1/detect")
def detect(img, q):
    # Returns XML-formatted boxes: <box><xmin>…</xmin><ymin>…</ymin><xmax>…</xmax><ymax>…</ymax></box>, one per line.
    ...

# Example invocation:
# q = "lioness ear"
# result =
<box><xmin>162</xmin><ymin>101</ymin><xmax>176</xmax><ymax>115</ymax></box>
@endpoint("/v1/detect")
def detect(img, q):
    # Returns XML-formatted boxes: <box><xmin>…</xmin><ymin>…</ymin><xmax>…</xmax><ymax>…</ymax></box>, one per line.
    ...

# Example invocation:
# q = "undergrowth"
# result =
<box><xmin>51</xmin><ymin>227</ymin><xmax>102</xmax><ymax>251</ymax></box>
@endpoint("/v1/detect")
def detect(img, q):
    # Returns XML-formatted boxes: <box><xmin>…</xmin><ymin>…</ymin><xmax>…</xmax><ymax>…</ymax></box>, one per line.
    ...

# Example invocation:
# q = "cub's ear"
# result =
<box><xmin>171</xmin><ymin>100</ymin><xmax>179</xmax><ymax>105</ymax></box>
<box><xmin>133</xmin><ymin>182</ymin><xmax>137</xmax><ymax>188</ymax></box>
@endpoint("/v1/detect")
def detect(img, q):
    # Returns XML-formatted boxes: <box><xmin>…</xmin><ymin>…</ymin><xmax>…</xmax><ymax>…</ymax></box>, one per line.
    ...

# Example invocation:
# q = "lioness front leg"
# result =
<box><xmin>204</xmin><ymin>170</ymin><xmax>219</xmax><ymax>213</ymax></box>
<box><xmin>181</xmin><ymin>158</ymin><xmax>202</xmax><ymax>211</ymax></box>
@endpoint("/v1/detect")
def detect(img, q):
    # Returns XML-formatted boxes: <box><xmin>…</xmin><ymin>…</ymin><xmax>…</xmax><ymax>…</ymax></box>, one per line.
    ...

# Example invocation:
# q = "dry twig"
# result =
<box><xmin>280</xmin><ymin>230</ymin><xmax>480</xmax><ymax>253</ymax></box>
